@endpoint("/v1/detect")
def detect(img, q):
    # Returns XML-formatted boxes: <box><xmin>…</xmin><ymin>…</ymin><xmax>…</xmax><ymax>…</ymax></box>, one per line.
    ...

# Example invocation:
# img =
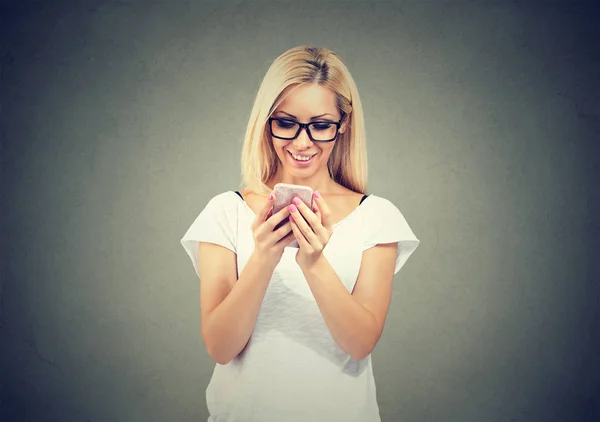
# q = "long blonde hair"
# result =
<box><xmin>240</xmin><ymin>46</ymin><xmax>368</xmax><ymax>195</ymax></box>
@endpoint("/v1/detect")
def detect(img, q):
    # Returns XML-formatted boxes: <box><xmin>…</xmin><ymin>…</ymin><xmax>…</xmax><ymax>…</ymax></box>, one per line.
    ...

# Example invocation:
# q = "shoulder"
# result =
<box><xmin>361</xmin><ymin>193</ymin><xmax>399</xmax><ymax>213</ymax></box>
<box><xmin>206</xmin><ymin>191</ymin><xmax>241</xmax><ymax>208</ymax></box>
<box><xmin>185</xmin><ymin>190</ymin><xmax>243</xmax><ymax>234</ymax></box>
<box><xmin>360</xmin><ymin>194</ymin><xmax>413</xmax><ymax>232</ymax></box>
<box><xmin>359</xmin><ymin>193</ymin><xmax>419</xmax><ymax>243</ymax></box>
<box><xmin>198</xmin><ymin>191</ymin><xmax>243</xmax><ymax>220</ymax></box>
<box><xmin>180</xmin><ymin>191</ymin><xmax>241</xmax><ymax>260</ymax></box>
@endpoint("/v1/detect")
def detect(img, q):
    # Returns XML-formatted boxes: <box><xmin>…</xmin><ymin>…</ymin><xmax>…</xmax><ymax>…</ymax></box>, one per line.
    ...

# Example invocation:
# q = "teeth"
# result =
<box><xmin>290</xmin><ymin>152</ymin><xmax>313</xmax><ymax>161</ymax></box>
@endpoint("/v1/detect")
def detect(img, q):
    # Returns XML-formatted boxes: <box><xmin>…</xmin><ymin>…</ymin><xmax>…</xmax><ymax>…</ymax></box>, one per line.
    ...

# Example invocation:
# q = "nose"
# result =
<box><xmin>292</xmin><ymin>126</ymin><xmax>312</xmax><ymax>149</ymax></box>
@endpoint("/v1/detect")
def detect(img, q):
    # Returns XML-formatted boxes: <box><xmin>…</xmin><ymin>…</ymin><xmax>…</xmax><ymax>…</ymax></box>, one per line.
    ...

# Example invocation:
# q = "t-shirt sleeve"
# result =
<box><xmin>363</xmin><ymin>197</ymin><xmax>420</xmax><ymax>275</ymax></box>
<box><xmin>180</xmin><ymin>192</ymin><xmax>238</xmax><ymax>279</ymax></box>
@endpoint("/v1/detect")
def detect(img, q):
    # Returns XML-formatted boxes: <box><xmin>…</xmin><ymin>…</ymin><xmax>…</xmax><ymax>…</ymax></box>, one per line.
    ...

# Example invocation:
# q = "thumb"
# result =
<box><xmin>255</xmin><ymin>192</ymin><xmax>275</xmax><ymax>226</ymax></box>
<box><xmin>312</xmin><ymin>200</ymin><xmax>322</xmax><ymax>220</ymax></box>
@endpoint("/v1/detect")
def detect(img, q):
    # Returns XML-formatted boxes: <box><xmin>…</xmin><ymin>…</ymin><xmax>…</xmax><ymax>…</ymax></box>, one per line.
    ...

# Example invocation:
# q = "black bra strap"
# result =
<box><xmin>234</xmin><ymin>191</ymin><xmax>244</xmax><ymax>200</ymax></box>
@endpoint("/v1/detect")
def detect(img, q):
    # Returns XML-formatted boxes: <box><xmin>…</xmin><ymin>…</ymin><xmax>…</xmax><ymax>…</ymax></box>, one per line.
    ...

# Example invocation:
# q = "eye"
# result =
<box><xmin>274</xmin><ymin>119</ymin><xmax>297</xmax><ymax>129</ymax></box>
<box><xmin>311</xmin><ymin>122</ymin><xmax>333</xmax><ymax>131</ymax></box>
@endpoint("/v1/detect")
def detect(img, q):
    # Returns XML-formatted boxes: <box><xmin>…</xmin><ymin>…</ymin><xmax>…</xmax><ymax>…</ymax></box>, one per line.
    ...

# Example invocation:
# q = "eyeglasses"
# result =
<box><xmin>268</xmin><ymin>114</ymin><xmax>345</xmax><ymax>143</ymax></box>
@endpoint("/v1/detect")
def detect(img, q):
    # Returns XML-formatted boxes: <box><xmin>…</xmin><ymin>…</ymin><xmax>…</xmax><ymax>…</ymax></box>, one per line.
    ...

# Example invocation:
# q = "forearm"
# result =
<box><xmin>203</xmin><ymin>252</ymin><xmax>277</xmax><ymax>364</ymax></box>
<box><xmin>300</xmin><ymin>256</ymin><xmax>379</xmax><ymax>360</ymax></box>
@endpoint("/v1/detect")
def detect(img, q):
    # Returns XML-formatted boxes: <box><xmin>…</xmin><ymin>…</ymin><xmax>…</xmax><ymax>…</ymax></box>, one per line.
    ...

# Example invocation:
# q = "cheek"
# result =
<box><xmin>319</xmin><ymin>144</ymin><xmax>336</xmax><ymax>160</ymax></box>
<box><xmin>273</xmin><ymin>141</ymin><xmax>291</xmax><ymax>162</ymax></box>
<box><xmin>271</xmin><ymin>139</ymin><xmax>284</xmax><ymax>156</ymax></box>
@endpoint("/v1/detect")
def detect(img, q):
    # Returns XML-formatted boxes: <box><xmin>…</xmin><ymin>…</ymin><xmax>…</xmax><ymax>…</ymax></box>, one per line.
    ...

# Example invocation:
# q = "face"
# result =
<box><xmin>269</xmin><ymin>83</ymin><xmax>346</xmax><ymax>184</ymax></box>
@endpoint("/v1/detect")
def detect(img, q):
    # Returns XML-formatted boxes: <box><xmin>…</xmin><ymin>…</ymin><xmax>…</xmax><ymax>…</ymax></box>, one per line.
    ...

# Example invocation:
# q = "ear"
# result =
<box><xmin>339</xmin><ymin>116</ymin><xmax>350</xmax><ymax>134</ymax></box>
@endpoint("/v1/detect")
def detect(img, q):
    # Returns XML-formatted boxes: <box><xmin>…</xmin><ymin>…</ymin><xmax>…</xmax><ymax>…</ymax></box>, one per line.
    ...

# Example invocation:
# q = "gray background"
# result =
<box><xmin>1</xmin><ymin>0</ymin><xmax>599</xmax><ymax>421</ymax></box>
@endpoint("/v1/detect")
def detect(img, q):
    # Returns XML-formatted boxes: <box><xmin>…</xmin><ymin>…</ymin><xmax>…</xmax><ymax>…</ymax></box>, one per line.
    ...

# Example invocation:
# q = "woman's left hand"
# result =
<box><xmin>288</xmin><ymin>192</ymin><xmax>333</xmax><ymax>268</ymax></box>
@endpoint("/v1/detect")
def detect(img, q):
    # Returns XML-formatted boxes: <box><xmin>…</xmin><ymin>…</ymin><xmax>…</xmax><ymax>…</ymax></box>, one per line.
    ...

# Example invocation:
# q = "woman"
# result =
<box><xmin>181</xmin><ymin>46</ymin><xmax>420</xmax><ymax>422</ymax></box>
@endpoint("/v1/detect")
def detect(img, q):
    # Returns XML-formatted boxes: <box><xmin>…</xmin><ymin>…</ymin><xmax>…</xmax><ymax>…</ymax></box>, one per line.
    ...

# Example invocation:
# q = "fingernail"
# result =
<box><xmin>292</xmin><ymin>197</ymin><xmax>301</xmax><ymax>206</ymax></box>
<box><xmin>268</xmin><ymin>193</ymin><xmax>274</xmax><ymax>200</ymax></box>
<box><xmin>314</xmin><ymin>191</ymin><xmax>320</xmax><ymax>199</ymax></box>
<box><xmin>288</xmin><ymin>204</ymin><xmax>297</xmax><ymax>213</ymax></box>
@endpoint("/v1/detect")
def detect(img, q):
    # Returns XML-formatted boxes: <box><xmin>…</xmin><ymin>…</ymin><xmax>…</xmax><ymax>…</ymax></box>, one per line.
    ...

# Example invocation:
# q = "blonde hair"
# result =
<box><xmin>240</xmin><ymin>46</ymin><xmax>368</xmax><ymax>195</ymax></box>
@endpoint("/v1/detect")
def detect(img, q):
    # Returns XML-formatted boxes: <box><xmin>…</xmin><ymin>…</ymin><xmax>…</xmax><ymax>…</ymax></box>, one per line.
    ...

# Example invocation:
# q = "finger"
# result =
<box><xmin>273</xmin><ymin>221</ymin><xmax>292</xmax><ymax>240</ymax></box>
<box><xmin>256</xmin><ymin>192</ymin><xmax>275</xmax><ymax>224</ymax></box>
<box><xmin>289</xmin><ymin>215</ymin><xmax>309</xmax><ymax>248</ymax></box>
<box><xmin>292</xmin><ymin>201</ymin><xmax>330</xmax><ymax>246</ymax></box>
<box><xmin>267</xmin><ymin>205</ymin><xmax>291</xmax><ymax>230</ymax></box>
<box><xmin>307</xmin><ymin>194</ymin><xmax>332</xmax><ymax>241</ymax></box>
<box><xmin>289</xmin><ymin>204</ymin><xmax>317</xmax><ymax>244</ymax></box>
<box><xmin>309</xmin><ymin>199</ymin><xmax>331</xmax><ymax>239</ymax></box>
<box><xmin>312</xmin><ymin>191</ymin><xmax>332</xmax><ymax>231</ymax></box>
<box><xmin>312</xmin><ymin>199</ymin><xmax>322</xmax><ymax>221</ymax></box>
<box><xmin>276</xmin><ymin>228</ymin><xmax>295</xmax><ymax>245</ymax></box>
<box><xmin>292</xmin><ymin>197</ymin><xmax>321</xmax><ymax>232</ymax></box>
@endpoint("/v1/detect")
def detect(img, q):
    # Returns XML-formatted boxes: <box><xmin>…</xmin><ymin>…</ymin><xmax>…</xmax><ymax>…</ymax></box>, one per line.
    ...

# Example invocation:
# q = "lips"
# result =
<box><xmin>286</xmin><ymin>150</ymin><xmax>316</xmax><ymax>167</ymax></box>
<box><xmin>288</xmin><ymin>151</ymin><xmax>316</xmax><ymax>160</ymax></box>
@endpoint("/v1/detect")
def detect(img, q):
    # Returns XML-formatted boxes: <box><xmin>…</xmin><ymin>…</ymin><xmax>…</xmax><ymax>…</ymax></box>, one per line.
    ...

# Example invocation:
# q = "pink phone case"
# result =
<box><xmin>272</xmin><ymin>183</ymin><xmax>313</xmax><ymax>248</ymax></box>
<box><xmin>273</xmin><ymin>183</ymin><xmax>313</xmax><ymax>214</ymax></box>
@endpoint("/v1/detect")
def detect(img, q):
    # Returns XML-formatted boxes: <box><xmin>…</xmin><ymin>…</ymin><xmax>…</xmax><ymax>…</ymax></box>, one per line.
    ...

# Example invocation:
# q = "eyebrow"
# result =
<box><xmin>275</xmin><ymin>111</ymin><xmax>336</xmax><ymax>120</ymax></box>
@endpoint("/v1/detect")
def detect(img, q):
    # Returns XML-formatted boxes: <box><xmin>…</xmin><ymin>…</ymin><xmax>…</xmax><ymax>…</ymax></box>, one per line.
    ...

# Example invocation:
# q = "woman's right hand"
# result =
<box><xmin>250</xmin><ymin>192</ymin><xmax>295</xmax><ymax>264</ymax></box>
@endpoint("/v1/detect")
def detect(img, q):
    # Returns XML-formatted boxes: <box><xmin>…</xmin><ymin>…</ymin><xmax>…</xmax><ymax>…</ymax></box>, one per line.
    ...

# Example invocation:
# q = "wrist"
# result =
<box><xmin>297</xmin><ymin>253</ymin><xmax>326</xmax><ymax>274</ymax></box>
<box><xmin>249</xmin><ymin>249</ymin><xmax>279</xmax><ymax>271</ymax></box>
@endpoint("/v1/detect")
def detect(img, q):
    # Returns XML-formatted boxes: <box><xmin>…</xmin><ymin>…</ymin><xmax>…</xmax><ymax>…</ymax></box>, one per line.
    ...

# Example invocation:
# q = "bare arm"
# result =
<box><xmin>199</xmin><ymin>244</ymin><xmax>278</xmax><ymax>365</ymax></box>
<box><xmin>300</xmin><ymin>242</ymin><xmax>398</xmax><ymax>360</ymax></box>
<box><xmin>198</xmin><ymin>193</ymin><xmax>294</xmax><ymax>365</ymax></box>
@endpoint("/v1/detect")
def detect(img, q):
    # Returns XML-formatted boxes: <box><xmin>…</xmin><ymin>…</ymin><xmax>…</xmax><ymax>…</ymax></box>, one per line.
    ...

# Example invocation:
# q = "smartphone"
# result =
<box><xmin>272</xmin><ymin>183</ymin><xmax>313</xmax><ymax>247</ymax></box>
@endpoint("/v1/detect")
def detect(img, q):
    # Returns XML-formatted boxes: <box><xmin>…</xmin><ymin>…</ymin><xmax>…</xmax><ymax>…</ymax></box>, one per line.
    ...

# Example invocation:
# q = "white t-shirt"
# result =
<box><xmin>181</xmin><ymin>191</ymin><xmax>420</xmax><ymax>422</ymax></box>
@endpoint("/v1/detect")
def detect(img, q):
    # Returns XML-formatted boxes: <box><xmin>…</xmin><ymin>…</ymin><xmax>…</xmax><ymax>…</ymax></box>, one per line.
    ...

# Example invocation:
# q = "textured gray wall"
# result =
<box><xmin>1</xmin><ymin>1</ymin><xmax>599</xmax><ymax>421</ymax></box>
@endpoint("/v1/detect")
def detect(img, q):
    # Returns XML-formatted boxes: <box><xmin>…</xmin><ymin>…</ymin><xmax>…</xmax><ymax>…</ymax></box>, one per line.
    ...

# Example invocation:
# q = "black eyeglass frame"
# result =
<box><xmin>267</xmin><ymin>113</ymin><xmax>346</xmax><ymax>143</ymax></box>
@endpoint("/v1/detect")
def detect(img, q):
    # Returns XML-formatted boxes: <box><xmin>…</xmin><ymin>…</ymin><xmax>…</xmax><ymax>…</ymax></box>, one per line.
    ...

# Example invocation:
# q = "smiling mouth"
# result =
<box><xmin>288</xmin><ymin>151</ymin><xmax>317</xmax><ymax>162</ymax></box>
